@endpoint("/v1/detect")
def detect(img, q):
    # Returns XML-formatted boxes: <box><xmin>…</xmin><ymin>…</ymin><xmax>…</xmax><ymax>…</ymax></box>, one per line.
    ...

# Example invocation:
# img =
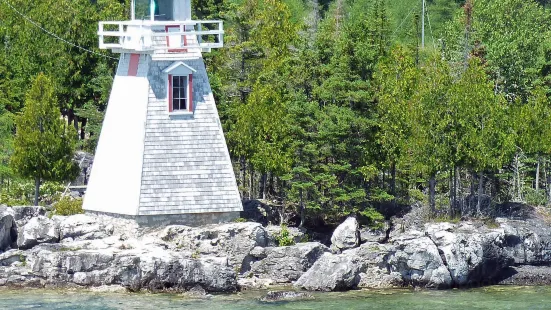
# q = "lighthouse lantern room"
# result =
<box><xmin>84</xmin><ymin>0</ymin><xmax>242</xmax><ymax>225</ymax></box>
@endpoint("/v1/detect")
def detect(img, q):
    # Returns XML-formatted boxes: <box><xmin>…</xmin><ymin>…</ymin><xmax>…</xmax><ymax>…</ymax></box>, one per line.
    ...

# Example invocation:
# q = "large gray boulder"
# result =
<box><xmin>294</xmin><ymin>252</ymin><xmax>365</xmax><ymax>291</ymax></box>
<box><xmin>17</xmin><ymin>216</ymin><xmax>60</xmax><ymax>249</ymax></box>
<box><xmin>248</xmin><ymin>242</ymin><xmax>328</xmax><ymax>283</ymax></box>
<box><xmin>25</xmin><ymin>246</ymin><xmax>237</xmax><ymax>292</ymax></box>
<box><xmin>331</xmin><ymin>217</ymin><xmax>359</xmax><ymax>251</ymax></box>
<box><xmin>425</xmin><ymin>222</ymin><xmax>511</xmax><ymax>286</ymax></box>
<box><xmin>351</xmin><ymin>242</ymin><xmax>403</xmax><ymax>288</ymax></box>
<box><xmin>58</xmin><ymin>214</ymin><xmax>126</xmax><ymax>242</ymax></box>
<box><xmin>389</xmin><ymin>232</ymin><xmax>452</xmax><ymax>288</ymax></box>
<box><xmin>160</xmin><ymin>222</ymin><xmax>268</xmax><ymax>270</ymax></box>
<box><xmin>498</xmin><ymin>218</ymin><xmax>551</xmax><ymax>265</ymax></box>
<box><xmin>11</xmin><ymin>206</ymin><xmax>47</xmax><ymax>226</ymax></box>
<box><xmin>0</xmin><ymin>206</ymin><xmax>17</xmax><ymax>252</ymax></box>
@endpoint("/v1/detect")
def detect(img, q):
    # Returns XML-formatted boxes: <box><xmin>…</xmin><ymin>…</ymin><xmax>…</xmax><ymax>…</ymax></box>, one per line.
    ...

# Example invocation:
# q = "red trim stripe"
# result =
<box><xmin>189</xmin><ymin>74</ymin><xmax>193</xmax><ymax>112</ymax></box>
<box><xmin>168</xmin><ymin>74</ymin><xmax>173</xmax><ymax>112</ymax></box>
<box><xmin>128</xmin><ymin>54</ymin><xmax>140</xmax><ymax>76</ymax></box>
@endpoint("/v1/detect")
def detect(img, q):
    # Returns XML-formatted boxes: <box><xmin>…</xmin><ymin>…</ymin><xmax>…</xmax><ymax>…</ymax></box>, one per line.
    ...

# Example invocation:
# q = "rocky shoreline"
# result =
<box><xmin>1</xmin><ymin>205</ymin><xmax>551</xmax><ymax>295</ymax></box>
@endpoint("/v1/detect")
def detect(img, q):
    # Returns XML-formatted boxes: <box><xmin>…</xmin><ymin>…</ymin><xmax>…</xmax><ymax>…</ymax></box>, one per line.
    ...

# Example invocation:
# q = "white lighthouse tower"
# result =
<box><xmin>84</xmin><ymin>0</ymin><xmax>242</xmax><ymax>225</ymax></box>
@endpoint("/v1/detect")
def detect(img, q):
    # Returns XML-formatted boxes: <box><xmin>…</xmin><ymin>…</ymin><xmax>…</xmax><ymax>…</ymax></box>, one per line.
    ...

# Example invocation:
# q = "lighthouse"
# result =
<box><xmin>83</xmin><ymin>0</ymin><xmax>242</xmax><ymax>225</ymax></box>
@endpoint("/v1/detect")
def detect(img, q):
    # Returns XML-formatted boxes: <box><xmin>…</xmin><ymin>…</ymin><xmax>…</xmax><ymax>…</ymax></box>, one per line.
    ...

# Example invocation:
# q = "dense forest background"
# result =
<box><xmin>1</xmin><ymin>0</ymin><xmax>551</xmax><ymax>228</ymax></box>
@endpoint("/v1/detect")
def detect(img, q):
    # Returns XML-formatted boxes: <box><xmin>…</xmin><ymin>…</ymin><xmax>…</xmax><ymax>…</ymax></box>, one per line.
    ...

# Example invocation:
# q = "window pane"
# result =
<box><xmin>173</xmin><ymin>76</ymin><xmax>179</xmax><ymax>87</ymax></box>
<box><xmin>172</xmin><ymin>97</ymin><xmax>178</xmax><ymax>110</ymax></box>
<box><xmin>182</xmin><ymin>98</ymin><xmax>187</xmax><ymax>110</ymax></box>
<box><xmin>155</xmin><ymin>0</ymin><xmax>174</xmax><ymax>21</ymax></box>
<box><xmin>172</xmin><ymin>87</ymin><xmax>178</xmax><ymax>100</ymax></box>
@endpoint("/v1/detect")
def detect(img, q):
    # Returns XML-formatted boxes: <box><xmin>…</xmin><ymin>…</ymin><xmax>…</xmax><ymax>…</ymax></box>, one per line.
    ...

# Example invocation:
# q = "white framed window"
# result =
<box><xmin>171</xmin><ymin>75</ymin><xmax>188</xmax><ymax>111</ymax></box>
<box><xmin>163</xmin><ymin>61</ymin><xmax>196</xmax><ymax>115</ymax></box>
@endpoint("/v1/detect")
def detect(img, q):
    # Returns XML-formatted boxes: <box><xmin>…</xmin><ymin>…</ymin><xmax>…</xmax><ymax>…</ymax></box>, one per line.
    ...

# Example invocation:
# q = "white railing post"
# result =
<box><xmin>119</xmin><ymin>23</ymin><xmax>123</xmax><ymax>45</ymax></box>
<box><xmin>219</xmin><ymin>21</ymin><xmax>224</xmax><ymax>47</ymax></box>
<box><xmin>197</xmin><ymin>23</ymin><xmax>202</xmax><ymax>46</ymax></box>
<box><xmin>180</xmin><ymin>24</ymin><xmax>184</xmax><ymax>49</ymax></box>
<box><xmin>99</xmin><ymin>23</ymin><xmax>104</xmax><ymax>49</ymax></box>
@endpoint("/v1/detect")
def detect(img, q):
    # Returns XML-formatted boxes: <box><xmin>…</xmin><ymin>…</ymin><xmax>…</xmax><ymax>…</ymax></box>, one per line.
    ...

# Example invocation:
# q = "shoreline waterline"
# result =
<box><xmin>1</xmin><ymin>285</ymin><xmax>550</xmax><ymax>309</ymax></box>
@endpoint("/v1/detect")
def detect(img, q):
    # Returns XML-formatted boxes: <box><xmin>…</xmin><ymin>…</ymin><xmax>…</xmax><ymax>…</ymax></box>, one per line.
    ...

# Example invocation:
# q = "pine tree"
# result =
<box><xmin>10</xmin><ymin>74</ymin><xmax>79</xmax><ymax>206</ymax></box>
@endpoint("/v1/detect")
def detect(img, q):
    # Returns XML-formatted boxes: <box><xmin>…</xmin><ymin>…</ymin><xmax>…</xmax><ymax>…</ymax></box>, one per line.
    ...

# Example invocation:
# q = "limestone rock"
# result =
<box><xmin>11</xmin><ymin>206</ymin><xmax>47</xmax><ymax>226</ymax></box>
<box><xmin>24</xmin><ymin>245</ymin><xmax>237</xmax><ymax>292</ymax></box>
<box><xmin>0</xmin><ymin>206</ymin><xmax>17</xmax><ymax>252</ymax></box>
<box><xmin>160</xmin><ymin>222</ymin><xmax>267</xmax><ymax>270</ymax></box>
<box><xmin>17</xmin><ymin>216</ymin><xmax>60</xmax><ymax>249</ymax></box>
<box><xmin>260</xmin><ymin>291</ymin><xmax>313</xmax><ymax>302</ymax></box>
<box><xmin>350</xmin><ymin>242</ymin><xmax>404</xmax><ymax>288</ymax></box>
<box><xmin>294</xmin><ymin>252</ymin><xmax>365</xmax><ymax>291</ymax></box>
<box><xmin>359</xmin><ymin>227</ymin><xmax>387</xmax><ymax>243</ymax></box>
<box><xmin>425</xmin><ymin>222</ymin><xmax>511</xmax><ymax>286</ymax></box>
<box><xmin>58</xmin><ymin>214</ymin><xmax>122</xmax><ymax>241</ymax></box>
<box><xmin>249</xmin><ymin>242</ymin><xmax>328</xmax><ymax>283</ymax></box>
<box><xmin>390</xmin><ymin>232</ymin><xmax>452</xmax><ymax>288</ymax></box>
<box><xmin>497</xmin><ymin>218</ymin><xmax>551</xmax><ymax>265</ymax></box>
<box><xmin>330</xmin><ymin>217</ymin><xmax>359</xmax><ymax>252</ymax></box>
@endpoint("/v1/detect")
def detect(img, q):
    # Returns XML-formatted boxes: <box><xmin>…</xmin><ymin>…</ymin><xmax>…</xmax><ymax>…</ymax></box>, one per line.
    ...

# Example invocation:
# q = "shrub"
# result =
<box><xmin>53</xmin><ymin>197</ymin><xmax>84</xmax><ymax>216</ymax></box>
<box><xmin>524</xmin><ymin>188</ymin><xmax>547</xmax><ymax>207</ymax></box>
<box><xmin>275</xmin><ymin>224</ymin><xmax>295</xmax><ymax>246</ymax></box>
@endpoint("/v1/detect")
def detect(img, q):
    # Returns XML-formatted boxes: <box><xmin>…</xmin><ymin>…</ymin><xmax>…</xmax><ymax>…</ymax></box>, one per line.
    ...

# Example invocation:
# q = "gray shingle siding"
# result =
<box><xmin>138</xmin><ymin>55</ymin><xmax>242</xmax><ymax>215</ymax></box>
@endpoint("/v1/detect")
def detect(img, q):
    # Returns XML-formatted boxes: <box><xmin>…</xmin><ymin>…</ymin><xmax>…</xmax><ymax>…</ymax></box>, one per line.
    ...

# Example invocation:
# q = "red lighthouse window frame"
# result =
<box><xmin>163</xmin><ymin>61</ymin><xmax>196</xmax><ymax>115</ymax></box>
<box><xmin>168</xmin><ymin>73</ymin><xmax>193</xmax><ymax>113</ymax></box>
<box><xmin>165</xmin><ymin>25</ymin><xmax>188</xmax><ymax>53</ymax></box>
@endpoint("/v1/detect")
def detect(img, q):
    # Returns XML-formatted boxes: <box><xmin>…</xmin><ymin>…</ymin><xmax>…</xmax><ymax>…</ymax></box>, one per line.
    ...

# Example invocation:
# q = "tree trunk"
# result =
<box><xmin>240</xmin><ymin>156</ymin><xmax>246</xmax><ymax>198</ymax></box>
<box><xmin>299</xmin><ymin>188</ymin><xmax>305</xmax><ymax>227</ymax></box>
<box><xmin>429</xmin><ymin>174</ymin><xmax>436</xmax><ymax>216</ymax></box>
<box><xmin>515</xmin><ymin>152</ymin><xmax>522</xmax><ymax>201</ymax></box>
<box><xmin>547</xmin><ymin>159</ymin><xmax>551</xmax><ymax>204</ymax></box>
<box><xmin>250</xmin><ymin>168</ymin><xmax>255</xmax><ymax>199</ymax></box>
<box><xmin>470</xmin><ymin>169</ymin><xmax>475</xmax><ymax>211</ymax></box>
<box><xmin>80</xmin><ymin>118</ymin><xmax>87</xmax><ymax>140</ymax></box>
<box><xmin>477</xmin><ymin>171</ymin><xmax>483</xmax><ymax>215</ymax></box>
<box><xmin>67</xmin><ymin>110</ymin><xmax>74</xmax><ymax>129</ymax></box>
<box><xmin>34</xmin><ymin>176</ymin><xmax>40</xmax><ymax>206</ymax></box>
<box><xmin>391</xmin><ymin>161</ymin><xmax>396</xmax><ymax>206</ymax></box>
<box><xmin>449</xmin><ymin>168</ymin><xmax>453</xmax><ymax>216</ymax></box>
<box><xmin>536</xmin><ymin>157</ymin><xmax>541</xmax><ymax>191</ymax></box>
<box><xmin>261</xmin><ymin>173</ymin><xmax>267</xmax><ymax>200</ymax></box>
<box><xmin>73</xmin><ymin>115</ymin><xmax>79</xmax><ymax>135</ymax></box>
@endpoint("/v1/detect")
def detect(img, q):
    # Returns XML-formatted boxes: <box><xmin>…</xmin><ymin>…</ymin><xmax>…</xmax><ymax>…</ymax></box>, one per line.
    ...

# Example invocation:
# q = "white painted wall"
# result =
<box><xmin>173</xmin><ymin>0</ymin><xmax>191</xmax><ymax>21</ymax></box>
<box><xmin>83</xmin><ymin>58</ymin><xmax>150</xmax><ymax>215</ymax></box>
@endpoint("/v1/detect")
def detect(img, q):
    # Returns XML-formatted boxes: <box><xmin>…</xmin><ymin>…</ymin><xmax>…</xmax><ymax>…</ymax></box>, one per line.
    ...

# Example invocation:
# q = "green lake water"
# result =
<box><xmin>0</xmin><ymin>286</ymin><xmax>549</xmax><ymax>309</ymax></box>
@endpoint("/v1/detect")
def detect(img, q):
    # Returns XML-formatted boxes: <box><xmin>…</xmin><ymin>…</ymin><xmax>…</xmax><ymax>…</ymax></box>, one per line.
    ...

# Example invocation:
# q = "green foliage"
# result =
<box><xmin>275</xmin><ymin>225</ymin><xmax>296</xmax><ymax>246</ymax></box>
<box><xmin>524</xmin><ymin>188</ymin><xmax>548</xmax><ymax>207</ymax></box>
<box><xmin>233</xmin><ymin>217</ymin><xmax>247</xmax><ymax>223</ymax></box>
<box><xmin>10</xmin><ymin>74</ymin><xmax>79</xmax><ymax>205</ymax></box>
<box><xmin>19</xmin><ymin>254</ymin><xmax>26</xmax><ymax>267</ymax></box>
<box><xmin>52</xmin><ymin>197</ymin><xmax>84</xmax><ymax>216</ymax></box>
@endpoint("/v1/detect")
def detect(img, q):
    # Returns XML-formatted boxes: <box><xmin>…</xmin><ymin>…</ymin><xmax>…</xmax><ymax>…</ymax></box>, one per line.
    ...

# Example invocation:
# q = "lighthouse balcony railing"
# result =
<box><xmin>98</xmin><ymin>20</ymin><xmax>224</xmax><ymax>52</ymax></box>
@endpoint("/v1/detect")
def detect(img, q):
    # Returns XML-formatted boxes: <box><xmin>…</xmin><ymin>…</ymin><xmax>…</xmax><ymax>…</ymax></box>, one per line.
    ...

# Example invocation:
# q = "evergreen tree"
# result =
<box><xmin>10</xmin><ymin>74</ymin><xmax>79</xmax><ymax>206</ymax></box>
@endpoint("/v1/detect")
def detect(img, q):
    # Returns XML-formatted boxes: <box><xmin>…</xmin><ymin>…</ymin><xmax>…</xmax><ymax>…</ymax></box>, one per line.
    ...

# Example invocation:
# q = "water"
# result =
<box><xmin>0</xmin><ymin>286</ymin><xmax>549</xmax><ymax>309</ymax></box>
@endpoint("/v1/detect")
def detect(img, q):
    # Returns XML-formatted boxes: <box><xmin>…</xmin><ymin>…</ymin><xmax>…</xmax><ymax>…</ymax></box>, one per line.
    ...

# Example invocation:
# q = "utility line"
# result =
<box><xmin>392</xmin><ymin>3</ymin><xmax>417</xmax><ymax>38</ymax></box>
<box><xmin>0</xmin><ymin>0</ymin><xmax>118</xmax><ymax>60</ymax></box>
<box><xmin>426</xmin><ymin>5</ymin><xmax>436</xmax><ymax>48</ymax></box>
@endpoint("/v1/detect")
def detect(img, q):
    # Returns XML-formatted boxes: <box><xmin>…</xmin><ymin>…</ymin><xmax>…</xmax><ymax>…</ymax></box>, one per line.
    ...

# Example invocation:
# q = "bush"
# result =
<box><xmin>275</xmin><ymin>224</ymin><xmax>295</xmax><ymax>246</ymax></box>
<box><xmin>524</xmin><ymin>188</ymin><xmax>547</xmax><ymax>207</ymax></box>
<box><xmin>53</xmin><ymin>197</ymin><xmax>83</xmax><ymax>216</ymax></box>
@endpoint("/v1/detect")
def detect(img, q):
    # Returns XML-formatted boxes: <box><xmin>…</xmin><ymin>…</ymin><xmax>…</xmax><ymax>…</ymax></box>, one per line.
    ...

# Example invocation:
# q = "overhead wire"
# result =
<box><xmin>426</xmin><ymin>4</ymin><xmax>436</xmax><ymax>48</ymax></box>
<box><xmin>392</xmin><ymin>3</ymin><xmax>417</xmax><ymax>38</ymax></box>
<box><xmin>0</xmin><ymin>0</ymin><xmax>118</xmax><ymax>60</ymax></box>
